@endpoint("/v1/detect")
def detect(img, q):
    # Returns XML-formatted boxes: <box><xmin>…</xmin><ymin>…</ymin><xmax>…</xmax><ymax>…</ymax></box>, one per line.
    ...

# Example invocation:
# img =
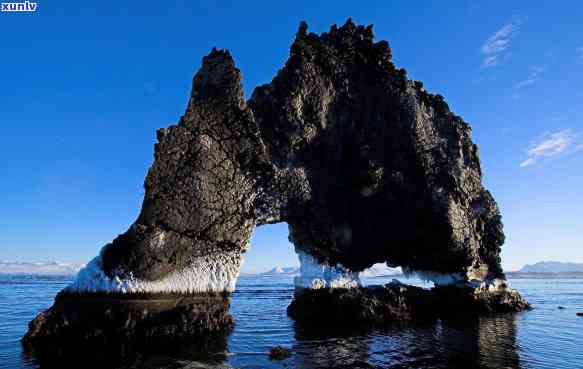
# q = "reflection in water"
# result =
<box><xmin>432</xmin><ymin>316</ymin><xmax>521</xmax><ymax>369</ymax></box>
<box><xmin>22</xmin><ymin>332</ymin><xmax>231</xmax><ymax>369</ymax></box>
<box><xmin>21</xmin><ymin>310</ymin><xmax>523</xmax><ymax>369</ymax></box>
<box><xmin>6</xmin><ymin>276</ymin><xmax>583</xmax><ymax>368</ymax></box>
<box><xmin>292</xmin><ymin>325</ymin><xmax>374</xmax><ymax>368</ymax></box>
<box><xmin>477</xmin><ymin>315</ymin><xmax>521</xmax><ymax>368</ymax></box>
<box><xmin>6</xmin><ymin>275</ymin><xmax>537</xmax><ymax>369</ymax></box>
<box><xmin>289</xmin><ymin>315</ymin><xmax>522</xmax><ymax>369</ymax></box>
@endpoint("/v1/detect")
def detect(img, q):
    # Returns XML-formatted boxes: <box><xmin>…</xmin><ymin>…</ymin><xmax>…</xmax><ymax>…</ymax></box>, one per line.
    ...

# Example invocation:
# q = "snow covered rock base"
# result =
<box><xmin>65</xmin><ymin>248</ymin><xmax>242</xmax><ymax>294</ymax></box>
<box><xmin>294</xmin><ymin>250</ymin><xmax>361</xmax><ymax>289</ymax></box>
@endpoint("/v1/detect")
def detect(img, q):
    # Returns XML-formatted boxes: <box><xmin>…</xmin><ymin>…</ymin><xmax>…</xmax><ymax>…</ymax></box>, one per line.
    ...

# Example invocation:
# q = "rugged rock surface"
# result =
<box><xmin>22</xmin><ymin>292</ymin><xmax>232</xmax><ymax>363</ymax></box>
<box><xmin>85</xmin><ymin>19</ymin><xmax>504</xmax><ymax>290</ymax></box>
<box><xmin>288</xmin><ymin>281</ymin><xmax>531</xmax><ymax>325</ymax></box>
<box><xmin>269</xmin><ymin>346</ymin><xmax>292</xmax><ymax>361</ymax></box>
<box><xmin>24</xmin><ymin>19</ymin><xmax>528</xmax><ymax>351</ymax></box>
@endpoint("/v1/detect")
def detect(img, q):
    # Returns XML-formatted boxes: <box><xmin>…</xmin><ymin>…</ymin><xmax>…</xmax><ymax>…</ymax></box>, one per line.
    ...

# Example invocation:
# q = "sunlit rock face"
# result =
<box><xmin>75</xmin><ymin>19</ymin><xmax>505</xmax><ymax>292</ymax></box>
<box><xmin>25</xmin><ymin>20</ymin><xmax>526</xmax><ymax>349</ymax></box>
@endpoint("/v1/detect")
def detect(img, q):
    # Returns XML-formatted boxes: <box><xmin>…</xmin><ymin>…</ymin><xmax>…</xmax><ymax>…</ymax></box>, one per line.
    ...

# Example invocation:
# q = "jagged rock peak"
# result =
<box><xmin>187</xmin><ymin>47</ymin><xmax>245</xmax><ymax>112</ymax></box>
<box><xmin>289</xmin><ymin>19</ymin><xmax>393</xmax><ymax>73</ymax></box>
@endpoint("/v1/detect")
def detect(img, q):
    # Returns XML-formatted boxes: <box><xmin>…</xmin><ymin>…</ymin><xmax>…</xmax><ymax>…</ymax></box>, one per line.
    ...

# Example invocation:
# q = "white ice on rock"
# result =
<box><xmin>477</xmin><ymin>278</ymin><xmax>510</xmax><ymax>293</ymax></box>
<box><xmin>66</xmin><ymin>247</ymin><xmax>243</xmax><ymax>294</ymax></box>
<box><xmin>402</xmin><ymin>267</ymin><xmax>466</xmax><ymax>286</ymax></box>
<box><xmin>294</xmin><ymin>250</ymin><xmax>361</xmax><ymax>289</ymax></box>
<box><xmin>401</xmin><ymin>267</ymin><xmax>512</xmax><ymax>293</ymax></box>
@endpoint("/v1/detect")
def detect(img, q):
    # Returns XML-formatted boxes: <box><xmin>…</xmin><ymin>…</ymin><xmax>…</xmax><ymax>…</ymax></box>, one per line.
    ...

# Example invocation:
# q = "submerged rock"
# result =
<box><xmin>288</xmin><ymin>282</ymin><xmax>531</xmax><ymax>325</ymax></box>
<box><xmin>269</xmin><ymin>346</ymin><xmax>292</xmax><ymax>361</ymax></box>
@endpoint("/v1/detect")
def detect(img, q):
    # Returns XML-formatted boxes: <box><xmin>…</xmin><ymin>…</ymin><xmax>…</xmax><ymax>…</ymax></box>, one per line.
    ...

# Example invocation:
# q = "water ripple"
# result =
<box><xmin>1</xmin><ymin>275</ymin><xmax>582</xmax><ymax>368</ymax></box>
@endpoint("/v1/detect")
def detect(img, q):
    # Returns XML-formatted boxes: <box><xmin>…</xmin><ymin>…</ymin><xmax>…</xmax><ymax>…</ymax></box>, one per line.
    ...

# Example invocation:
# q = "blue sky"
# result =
<box><xmin>0</xmin><ymin>1</ymin><xmax>581</xmax><ymax>273</ymax></box>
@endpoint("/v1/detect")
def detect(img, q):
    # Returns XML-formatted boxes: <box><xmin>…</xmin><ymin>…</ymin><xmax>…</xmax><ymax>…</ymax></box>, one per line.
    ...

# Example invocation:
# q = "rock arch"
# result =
<box><xmin>24</xmin><ymin>20</ymin><xmax>528</xmax><ymax>355</ymax></box>
<box><xmin>70</xmin><ymin>21</ymin><xmax>503</xmax><ymax>293</ymax></box>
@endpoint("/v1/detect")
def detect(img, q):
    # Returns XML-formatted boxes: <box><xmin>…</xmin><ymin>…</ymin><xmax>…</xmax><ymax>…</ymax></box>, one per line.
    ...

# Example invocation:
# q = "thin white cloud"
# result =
<box><xmin>577</xmin><ymin>47</ymin><xmax>583</xmax><ymax>62</ymax></box>
<box><xmin>519</xmin><ymin>158</ymin><xmax>537</xmax><ymax>168</ymax></box>
<box><xmin>482</xmin><ymin>56</ymin><xmax>498</xmax><ymax>67</ymax></box>
<box><xmin>520</xmin><ymin>129</ymin><xmax>582</xmax><ymax>167</ymax></box>
<box><xmin>512</xmin><ymin>66</ymin><xmax>543</xmax><ymax>98</ymax></box>
<box><xmin>481</xmin><ymin>20</ymin><xmax>521</xmax><ymax>68</ymax></box>
<box><xmin>482</xmin><ymin>23</ymin><xmax>515</xmax><ymax>54</ymax></box>
<box><xmin>532</xmin><ymin>66</ymin><xmax>544</xmax><ymax>74</ymax></box>
<box><xmin>514</xmin><ymin>79</ymin><xmax>536</xmax><ymax>90</ymax></box>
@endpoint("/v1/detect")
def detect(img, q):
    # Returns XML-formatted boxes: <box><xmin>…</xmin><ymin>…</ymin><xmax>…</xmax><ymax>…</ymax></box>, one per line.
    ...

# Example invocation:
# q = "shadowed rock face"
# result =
<box><xmin>97</xmin><ymin>19</ymin><xmax>503</xmax><ymax>287</ymax></box>
<box><xmin>22</xmin><ymin>293</ymin><xmax>232</xmax><ymax>365</ymax></box>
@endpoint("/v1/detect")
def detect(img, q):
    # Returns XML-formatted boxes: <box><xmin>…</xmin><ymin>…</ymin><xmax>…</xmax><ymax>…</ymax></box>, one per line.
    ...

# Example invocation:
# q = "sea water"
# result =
<box><xmin>0</xmin><ymin>274</ymin><xmax>582</xmax><ymax>368</ymax></box>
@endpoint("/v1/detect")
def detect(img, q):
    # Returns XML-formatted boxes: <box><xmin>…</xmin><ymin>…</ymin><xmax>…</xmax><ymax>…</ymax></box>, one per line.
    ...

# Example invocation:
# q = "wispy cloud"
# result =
<box><xmin>519</xmin><ymin>158</ymin><xmax>537</xmax><ymax>168</ymax></box>
<box><xmin>512</xmin><ymin>66</ymin><xmax>543</xmax><ymax>98</ymax></box>
<box><xmin>520</xmin><ymin>129</ymin><xmax>583</xmax><ymax>167</ymax></box>
<box><xmin>482</xmin><ymin>56</ymin><xmax>498</xmax><ymax>68</ymax></box>
<box><xmin>577</xmin><ymin>47</ymin><xmax>583</xmax><ymax>62</ymax></box>
<box><xmin>481</xmin><ymin>20</ymin><xmax>521</xmax><ymax>68</ymax></box>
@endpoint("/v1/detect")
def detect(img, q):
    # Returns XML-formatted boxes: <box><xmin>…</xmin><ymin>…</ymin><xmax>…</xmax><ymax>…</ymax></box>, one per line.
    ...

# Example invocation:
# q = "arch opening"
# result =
<box><xmin>240</xmin><ymin>223</ymin><xmax>298</xmax><ymax>276</ymax></box>
<box><xmin>239</xmin><ymin>223</ymin><xmax>438</xmax><ymax>292</ymax></box>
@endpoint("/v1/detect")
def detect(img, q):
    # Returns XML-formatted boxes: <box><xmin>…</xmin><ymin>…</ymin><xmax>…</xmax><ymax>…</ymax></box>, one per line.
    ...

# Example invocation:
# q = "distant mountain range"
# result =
<box><xmin>251</xmin><ymin>261</ymin><xmax>583</xmax><ymax>278</ymax></box>
<box><xmin>360</xmin><ymin>264</ymin><xmax>402</xmax><ymax>277</ymax></box>
<box><xmin>517</xmin><ymin>261</ymin><xmax>583</xmax><ymax>273</ymax></box>
<box><xmin>2</xmin><ymin>260</ymin><xmax>582</xmax><ymax>277</ymax></box>
<box><xmin>0</xmin><ymin>261</ymin><xmax>84</xmax><ymax>275</ymax></box>
<box><xmin>249</xmin><ymin>263</ymin><xmax>402</xmax><ymax>277</ymax></box>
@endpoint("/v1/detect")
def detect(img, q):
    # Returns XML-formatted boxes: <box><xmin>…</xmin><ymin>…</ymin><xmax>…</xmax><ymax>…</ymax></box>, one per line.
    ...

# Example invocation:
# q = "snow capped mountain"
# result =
<box><xmin>272</xmin><ymin>266</ymin><xmax>284</xmax><ymax>273</ymax></box>
<box><xmin>0</xmin><ymin>260</ymin><xmax>84</xmax><ymax>275</ymax></box>
<box><xmin>255</xmin><ymin>263</ymin><xmax>401</xmax><ymax>277</ymax></box>
<box><xmin>360</xmin><ymin>263</ymin><xmax>402</xmax><ymax>278</ymax></box>
<box><xmin>260</xmin><ymin>266</ymin><xmax>300</xmax><ymax>275</ymax></box>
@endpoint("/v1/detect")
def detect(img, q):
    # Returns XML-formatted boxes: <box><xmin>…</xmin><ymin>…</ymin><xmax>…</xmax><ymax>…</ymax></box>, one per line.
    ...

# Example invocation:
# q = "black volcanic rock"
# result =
<box><xmin>24</xmin><ymin>20</ymin><xmax>528</xmax><ymax>352</ymax></box>
<box><xmin>22</xmin><ymin>292</ymin><xmax>233</xmax><ymax>364</ymax></box>
<box><xmin>99</xmin><ymin>19</ymin><xmax>504</xmax><ymax>282</ymax></box>
<box><xmin>288</xmin><ymin>282</ymin><xmax>531</xmax><ymax>325</ymax></box>
<box><xmin>100</xmin><ymin>47</ymin><xmax>263</xmax><ymax>281</ymax></box>
<box><xmin>269</xmin><ymin>345</ymin><xmax>292</xmax><ymax>361</ymax></box>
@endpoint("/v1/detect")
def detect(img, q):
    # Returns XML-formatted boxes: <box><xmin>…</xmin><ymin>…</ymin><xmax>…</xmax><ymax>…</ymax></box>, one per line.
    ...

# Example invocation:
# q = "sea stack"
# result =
<box><xmin>24</xmin><ymin>20</ymin><xmax>529</xmax><ymax>354</ymax></box>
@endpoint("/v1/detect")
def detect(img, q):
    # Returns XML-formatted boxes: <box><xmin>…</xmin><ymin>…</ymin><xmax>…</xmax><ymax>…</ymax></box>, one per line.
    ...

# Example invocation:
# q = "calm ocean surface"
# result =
<box><xmin>0</xmin><ymin>274</ymin><xmax>582</xmax><ymax>369</ymax></box>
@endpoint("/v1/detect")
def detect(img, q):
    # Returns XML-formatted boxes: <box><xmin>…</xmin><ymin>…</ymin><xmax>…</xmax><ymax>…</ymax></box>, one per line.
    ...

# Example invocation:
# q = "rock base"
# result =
<box><xmin>22</xmin><ymin>291</ymin><xmax>233</xmax><ymax>364</ymax></box>
<box><xmin>287</xmin><ymin>282</ymin><xmax>531</xmax><ymax>325</ymax></box>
